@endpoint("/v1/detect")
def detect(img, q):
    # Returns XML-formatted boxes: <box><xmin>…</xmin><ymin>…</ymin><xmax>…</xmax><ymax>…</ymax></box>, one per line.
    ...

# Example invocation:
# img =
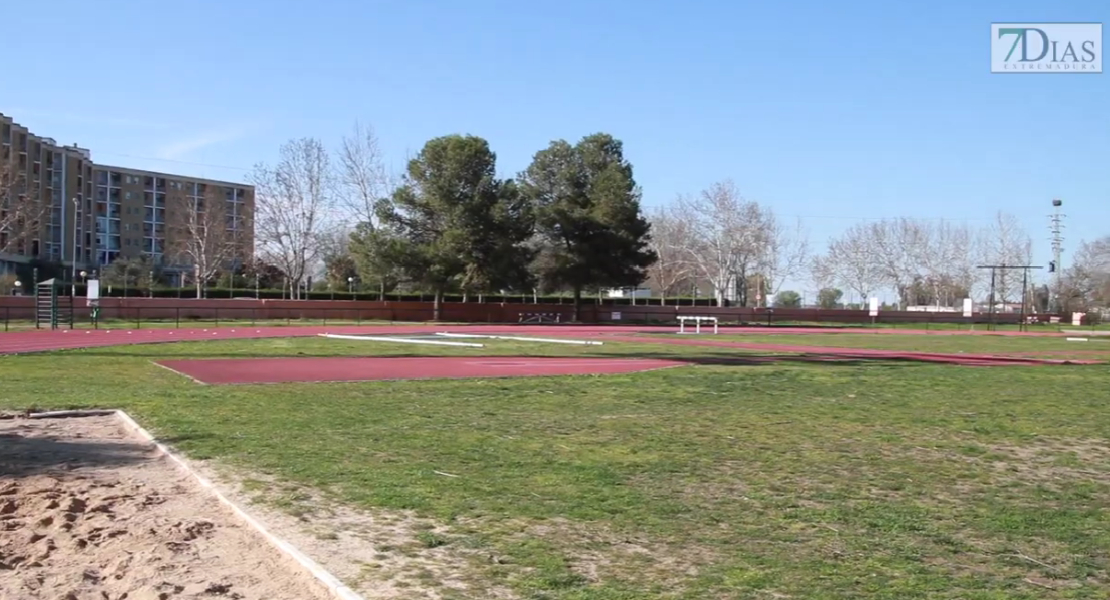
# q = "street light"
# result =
<box><xmin>71</xmin><ymin>197</ymin><xmax>79</xmax><ymax>297</ymax></box>
<box><xmin>12</xmin><ymin>280</ymin><xmax>21</xmax><ymax>296</ymax></box>
<box><xmin>347</xmin><ymin>276</ymin><xmax>355</xmax><ymax>294</ymax></box>
<box><xmin>80</xmin><ymin>270</ymin><xmax>87</xmax><ymax>283</ymax></box>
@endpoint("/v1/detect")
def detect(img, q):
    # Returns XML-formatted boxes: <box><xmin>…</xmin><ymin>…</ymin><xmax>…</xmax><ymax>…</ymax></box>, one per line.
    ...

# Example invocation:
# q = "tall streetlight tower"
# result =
<box><xmin>1049</xmin><ymin>199</ymin><xmax>1065</xmax><ymax>312</ymax></box>
<box><xmin>71</xmin><ymin>197</ymin><xmax>80</xmax><ymax>297</ymax></box>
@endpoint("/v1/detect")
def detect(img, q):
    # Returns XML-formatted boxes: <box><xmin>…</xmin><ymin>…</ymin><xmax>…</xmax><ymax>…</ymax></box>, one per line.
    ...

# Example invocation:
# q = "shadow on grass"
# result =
<box><xmin>0</xmin><ymin>426</ymin><xmax>152</xmax><ymax>477</ymax></box>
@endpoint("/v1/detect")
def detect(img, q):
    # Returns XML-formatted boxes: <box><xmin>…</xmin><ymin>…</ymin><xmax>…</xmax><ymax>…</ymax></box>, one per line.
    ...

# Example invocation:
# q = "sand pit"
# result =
<box><xmin>0</xmin><ymin>414</ymin><xmax>335</xmax><ymax>600</ymax></box>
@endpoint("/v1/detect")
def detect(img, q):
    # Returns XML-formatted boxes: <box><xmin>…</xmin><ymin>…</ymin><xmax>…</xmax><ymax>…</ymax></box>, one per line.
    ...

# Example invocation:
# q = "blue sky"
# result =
<box><xmin>3</xmin><ymin>0</ymin><xmax>1107</xmax><ymax>298</ymax></box>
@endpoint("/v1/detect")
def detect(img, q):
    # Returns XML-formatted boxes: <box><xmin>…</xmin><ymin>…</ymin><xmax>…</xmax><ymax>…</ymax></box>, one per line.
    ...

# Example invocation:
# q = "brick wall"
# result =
<box><xmin>0</xmin><ymin>296</ymin><xmax>1055</xmax><ymax>326</ymax></box>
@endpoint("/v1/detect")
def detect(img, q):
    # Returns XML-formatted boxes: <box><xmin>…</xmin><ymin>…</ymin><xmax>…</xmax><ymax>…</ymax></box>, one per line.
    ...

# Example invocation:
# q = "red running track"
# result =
<box><xmin>0</xmin><ymin>324</ymin><xmax>1086</xmax><ymax>356</ymax></box>
<box><xmin>0</xmin><ymin>325</ymin><xmax>1101</xmax><ymax>367</ymax></box>
<box><xmin>156</xmin><ymin>356</ymin><xmax>685</xmax><ymax>385</ymax></box>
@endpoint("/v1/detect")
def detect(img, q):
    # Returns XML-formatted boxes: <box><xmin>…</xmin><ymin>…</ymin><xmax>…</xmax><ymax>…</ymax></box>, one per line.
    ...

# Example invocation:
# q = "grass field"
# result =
<box><xmin>662</xmin><ymin>332</ymin><xmax>1110</xmax><ymax>360</ymax></box>
<box><xmin>2</xmin><ymin>333</ymin><xmax>1109</xmax><ymax>599</ymax></box>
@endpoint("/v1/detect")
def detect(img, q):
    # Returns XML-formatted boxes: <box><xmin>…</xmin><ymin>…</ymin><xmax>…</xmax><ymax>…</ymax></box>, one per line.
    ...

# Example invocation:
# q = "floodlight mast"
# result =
<box><xmin>1049</xmin><ymin>199</ymin><xmax>1065</xmax><ymax>312</ymax></box>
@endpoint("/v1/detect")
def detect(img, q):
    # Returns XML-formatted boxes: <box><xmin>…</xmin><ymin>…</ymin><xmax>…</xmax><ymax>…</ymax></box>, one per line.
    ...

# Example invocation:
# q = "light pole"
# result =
<box><xmin>347</xmin><ymin>276</ymin><xmax>355</xmax><ymax>295</ymax></box>
<box><xmin>12</xmin><ymin>280</ymin><xmax>21</xmax><ymax>296</ymax></box>
<box><xmin>80</xmin><ymin>270</ymin><xmax>87</xmax><ymax>284</ymax></box>
<box><xmin>71</xmin><ymin>197</ymin><xmax>79</xmax><ymax>297</ymax></box>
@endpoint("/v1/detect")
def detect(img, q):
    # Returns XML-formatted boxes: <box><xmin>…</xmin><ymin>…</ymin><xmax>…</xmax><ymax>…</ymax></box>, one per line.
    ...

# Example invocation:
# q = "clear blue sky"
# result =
<box><xmin>3</xmin><ymin>0</ymin><xmax>1106</xmax><ymax>299</ymax></box>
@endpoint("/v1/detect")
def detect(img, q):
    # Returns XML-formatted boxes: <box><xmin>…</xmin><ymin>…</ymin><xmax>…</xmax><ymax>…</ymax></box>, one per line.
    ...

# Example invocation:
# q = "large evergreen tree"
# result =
<box><xmin>360</xmin><ymin>134</ymin><xmax>532</xmax><ymax>319</ymax></box>
<box><xmin>518</xmin><ymin>133</ymin><xmax>656</xmax><ymax>320</ymax></box>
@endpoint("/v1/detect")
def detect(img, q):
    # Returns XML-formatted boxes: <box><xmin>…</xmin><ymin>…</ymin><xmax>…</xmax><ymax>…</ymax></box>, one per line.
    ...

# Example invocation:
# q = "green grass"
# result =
<box><xmin>666</xmin><ymin>332</ymin><xmax>1110</xmax><ymax>358</ymax></box>
<box><xmin>2</xmin><ymin>335</ymin><xmax>1109</xmax><ymax>599</ymax></box>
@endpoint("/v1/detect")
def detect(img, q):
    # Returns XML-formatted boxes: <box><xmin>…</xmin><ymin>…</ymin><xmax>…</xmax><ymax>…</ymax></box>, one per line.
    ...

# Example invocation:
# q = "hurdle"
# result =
<box><xmin>435</xmin><ymin>332</ymin><xmax>603</xmax><ymax>346</ymax></box>
<box><xmin>678</xmin><ymin>316</ymin><xmax>719</xmax><ymax>334</ymax></box>
<box><xmin>318</xmin><ymin>333</ymin><xmax>484</xmax><ymax>348</ymax></box>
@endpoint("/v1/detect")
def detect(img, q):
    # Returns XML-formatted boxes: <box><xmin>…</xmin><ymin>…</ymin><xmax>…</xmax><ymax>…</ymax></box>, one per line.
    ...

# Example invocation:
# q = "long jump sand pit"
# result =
<box><xmin>0</xmin><ymin>414</ymin><xmax>335</xmax><ymax>600</ymax></box>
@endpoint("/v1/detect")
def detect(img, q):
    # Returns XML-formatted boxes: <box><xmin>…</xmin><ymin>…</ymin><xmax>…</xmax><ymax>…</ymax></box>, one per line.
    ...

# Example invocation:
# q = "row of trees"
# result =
<box><xmin>248</xmin><ymin>129</ymin><xmax>656</xmax><ymax>320</ymax></box>
<box><xmin>810</xmin><ymin>213</ymin><xmax>1109</xmax><ymax>313</ymax></box>
<box><xmin>242</xmin><ymin>122</ymin><xmax>1107</xmax><ymax>314</ymax></box>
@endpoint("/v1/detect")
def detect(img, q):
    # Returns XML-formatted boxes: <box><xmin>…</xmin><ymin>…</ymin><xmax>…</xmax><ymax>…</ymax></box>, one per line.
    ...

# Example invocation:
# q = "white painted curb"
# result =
<box><xmin>114</xmin><ymin>410</ymin><xmax>365</xmax><ymax>600</ymax></box>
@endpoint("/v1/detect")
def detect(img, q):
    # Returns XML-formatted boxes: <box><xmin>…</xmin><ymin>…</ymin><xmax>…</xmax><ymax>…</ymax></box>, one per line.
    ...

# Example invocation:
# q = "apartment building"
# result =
<box><xmin>1</xmin><ymin>112</ymin><xmax>95</xmax><ymax>275</ymax></box>
<box><xmin>0</xmin><ymin>111</ymin><xmax>254</xmax><ymax>282</ymax></box>
<box><xmin>92</xmin><ymin>165</ymin><xmax>253</xmax><ymax>282</ymax></box>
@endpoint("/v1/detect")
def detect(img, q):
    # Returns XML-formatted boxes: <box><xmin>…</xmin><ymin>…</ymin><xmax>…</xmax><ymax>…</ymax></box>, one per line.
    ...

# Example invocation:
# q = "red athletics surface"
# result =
<box><xmin>156</xmin><ymin>356</ymin><xmax>686</xmax><ymax>385</ymax></box>
<box><xmin>0</xmin><ymin>323</ymin><xmax>1095</xmax><ymax>356</ymax></box>
<box><xmin>0</xmin><ymin>324</ymin><xmax>1106</xmax><ymax>367</ymax></box>
<box><xmin>0</xmin><ymin>325</ymin><xmax>1103</xmax><ymax>366</ymax></box>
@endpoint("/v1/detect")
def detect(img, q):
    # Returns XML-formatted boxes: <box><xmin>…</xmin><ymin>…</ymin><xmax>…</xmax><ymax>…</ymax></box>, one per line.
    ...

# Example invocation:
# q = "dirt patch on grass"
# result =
<box><xmin>906</xmin><ymin>436</ymin><xmax>1110</xmax><ymax>490</ymax></box>
<box><xmin>192</xmin><ymin>467</ymin><xmax>517</xmax><ymax>600</ymax></box>
<box><xmin>515</xmin><ymin>517</ymin><xmax>716</xmax><ymax>592</ymax></box>
<box><xmin>0</xmin><ymin>415</ymin><xmax>332</xmax><ymax>600</ymax></box>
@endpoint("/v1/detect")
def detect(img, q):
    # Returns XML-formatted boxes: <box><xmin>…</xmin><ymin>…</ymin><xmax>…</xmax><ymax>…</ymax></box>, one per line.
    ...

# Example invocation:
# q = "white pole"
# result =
<box><xmin>318</xmin><ymin>333</ymin><xmax>483</xmax><ymax>348</ymax></box>
<box><xmin>71</xmin><ymin>197</ymin><xmax>79</xmax><ymax>297</ymax></box>
<box><xmin>435</xmin><ymin>332</ymin><xmax>602</xmax><ymax>345</ymax></box>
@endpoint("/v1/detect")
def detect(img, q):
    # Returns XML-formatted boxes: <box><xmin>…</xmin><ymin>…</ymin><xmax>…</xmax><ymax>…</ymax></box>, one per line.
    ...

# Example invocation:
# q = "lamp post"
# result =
<box><xmin>12</xmin><ymin>280</ymin><xmax>21</xmax><ymax>296</ymax></box>
<box><xmin>80</xmin><ymin>270</ymin><xmax>87</xmax><ymax>284</ymax></box>
<box><xmin>347</xmin><ymin>276</ymin><xmax>355</xmax><ymax>295</ymax></box>
<box><xmin>71</xmin><ymin>197</ymin><xmax>79</xmax><ymax>297</ymax></box>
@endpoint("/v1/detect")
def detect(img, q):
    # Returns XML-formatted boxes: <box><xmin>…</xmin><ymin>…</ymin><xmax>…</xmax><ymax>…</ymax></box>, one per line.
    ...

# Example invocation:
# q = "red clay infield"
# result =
<box><xmin>156</xmin><ymin>356</ymin><xmax>686</xmax><ymax>385</ymax></box>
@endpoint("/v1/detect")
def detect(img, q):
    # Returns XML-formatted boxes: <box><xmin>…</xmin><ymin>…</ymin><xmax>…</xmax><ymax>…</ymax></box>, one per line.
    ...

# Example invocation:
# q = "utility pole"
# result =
<box><xmin>1049</xmin><ymin>199</ymin><xmax>1065</xmax><ymax>312</ymax></box>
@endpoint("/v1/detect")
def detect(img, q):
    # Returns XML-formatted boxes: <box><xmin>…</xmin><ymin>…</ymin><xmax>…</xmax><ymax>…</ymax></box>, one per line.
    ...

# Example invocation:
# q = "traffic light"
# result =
<box><xmin>1049</xmin><ymin>261</ymin><xmax>1056</xmax><ymax>273</ymax></box>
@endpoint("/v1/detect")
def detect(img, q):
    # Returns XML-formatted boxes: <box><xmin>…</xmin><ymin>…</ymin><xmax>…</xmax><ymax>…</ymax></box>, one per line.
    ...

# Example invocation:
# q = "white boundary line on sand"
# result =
<box><xmin>435</xmin><ymin>332</ymin><xmax>603</xmax><ymax>346</ymax></box>
<box><xmin>114</xmin><ymin>410</ymin><xmax>365</xmax><ymax>600</ymax></box>
<box><xmin>319</xmin><ymin>333</ymin><xmax>484</xmax><ymax>348</ymax></box>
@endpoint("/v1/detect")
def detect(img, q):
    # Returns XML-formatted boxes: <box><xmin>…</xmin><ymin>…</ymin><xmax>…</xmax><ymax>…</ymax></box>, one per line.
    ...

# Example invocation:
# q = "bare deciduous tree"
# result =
<box><xmin>338</xmin><ymin>121</ymin><xmax>393</xmax><ymax>229</ymax></box>
<box><xmin>675</xmin><ymin>180</ymin><xmax>773</xmax><ymax>306</ymax></box>
<box><xmin>810</xmin><ymin>222</ymin><xmax>884</xmax><ymax>304</ymax></box>
<box><xmin>165</xmin><ymin>185</ymin><xmax>246</xmax><ymax>298</ymax></box>
<box><xmin>760</xmin><ymin>215</ymin><xmax>810</xmax><ymax>304</ymax></box>
<box><xmin>867</xmin><ymin>218</ymin><xmax>928</xmax><ymax>301</ymax></box>
<box><xmin>918</xmin><ymin>219</ymin><xmax>975</xmax><ymax>307</ymax></box>
<box><xmin>645</xmin><ymin>205</ymin><xmax>694</xmax><ymax>304</ymax></box>
<box><xmin>975</xmin><ymin>211</ymin><xmax>1033</xmax><ymax>304</ymax></box>
<box><xmin>250</xmin><ymin>138</ymin><xmax>337</xmax><ymax>299</ymax></box>
<box><xmin>0</xmin><ymin>153</ymin><xmax>47</xmax><ymax>256</ymax></box>
<box><xmin>817</xmin><ymin>218</ymin><xmax>975</xmax><ymax>308</ymax></box>
<box><xmin>1059</xmin><ymin>236</ymin><xmax>1110</xmax><ymax>313</ymax></box>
